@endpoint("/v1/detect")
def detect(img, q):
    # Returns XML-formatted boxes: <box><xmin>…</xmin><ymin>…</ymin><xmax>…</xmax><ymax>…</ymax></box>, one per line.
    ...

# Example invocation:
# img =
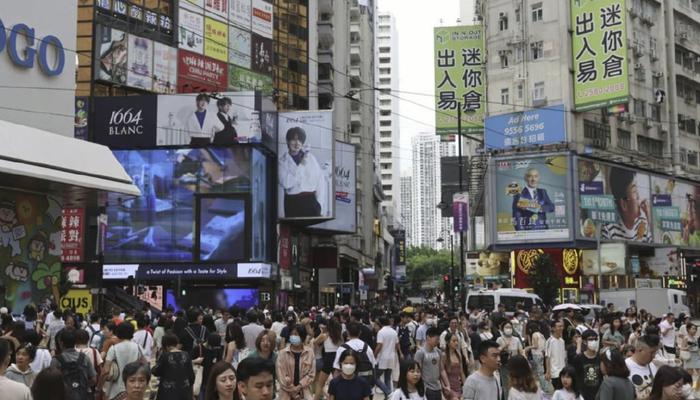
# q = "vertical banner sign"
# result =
<box><xmin>61</xmin><ymin>209</ymin><xmax>85</xmax><ymax>263</ymax></box>
<box><xmin>74</xmin><ymin>97</ymin><xmax>89</xmax><ymax>141</ymax></box>
<box><xmin>394</xmin><ymin>230</ymin><xmax>406</xmax><ymax>280</ymax></box>
<box><xmin>433</xmin><ymin>25</ymin><xmax>484</xmax><ymax>135</ymax></box>
<box><xmin>453</xmin><ymin>192</ymin><xmax>470</xmax><ymax>232</ymax></box>
<box><xmin>571</xmin><ymin>0</ymin><xmax>629</xmax><ymax>111</ymax></box>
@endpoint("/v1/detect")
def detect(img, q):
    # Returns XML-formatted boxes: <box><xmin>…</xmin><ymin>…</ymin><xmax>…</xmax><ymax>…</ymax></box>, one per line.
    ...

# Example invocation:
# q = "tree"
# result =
<box><xmin>405</xmin><ymin>246</ymin><xmax>451</xmax><ymax>295</ymax></box>
<box><xmin>527</xmin><ymin>253</ymin><xmax>561</xmax><ymax>307</ymax></box>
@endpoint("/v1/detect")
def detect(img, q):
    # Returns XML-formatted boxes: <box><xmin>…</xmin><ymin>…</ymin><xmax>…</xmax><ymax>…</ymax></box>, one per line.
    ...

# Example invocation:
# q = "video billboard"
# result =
<box><xmin>166</xmin><ymin>287</ymin><xmax>258</xmax><ymax>311</ymax></box>
<box><xmin>577</xmin><ymin>158</ymin><xmax>652</xmax><ymax>243</ymax></box>
<box><xmin>310</xmin><ymin>141</ymin><xmax>357</xmax><ymax>232</ymax></box>
<box><xmin>571</xmin><ymin>0</ymin><xmax>629</xmax><ymax>111</ymax></box>
<box><xmin>277</xmin><ymin>111</ymin><xmax>334</xmax><ymax>220</ymax></box>
<box><xmin>491</xmin><ymin>154</ymin><xmax>572</xmax><ymax>243</ymax></box>
<box><xmin>198</xmin><ymin>197</ymin><xmax>247</xmax><ymax>262</ymax></box>
<box><xmin>433</xmin><ymin>25</ymin><xmax>484</xmax><ymax>135</ymax></box>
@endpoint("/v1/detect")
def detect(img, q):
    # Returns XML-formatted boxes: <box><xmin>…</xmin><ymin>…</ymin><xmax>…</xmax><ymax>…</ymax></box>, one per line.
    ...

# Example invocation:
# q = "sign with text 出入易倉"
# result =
<box><xmin>571</xmin><ymin>0</ymin><xmax>629</xmax><ymax>111</ymax></box>
<box><xmin>433</xmin><ymin>25</ymin><xmax>484</xmax><ymax>135</ymax></box>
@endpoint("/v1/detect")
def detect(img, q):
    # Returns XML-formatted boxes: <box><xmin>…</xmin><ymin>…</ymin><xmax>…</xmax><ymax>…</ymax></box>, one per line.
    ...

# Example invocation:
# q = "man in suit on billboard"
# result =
<box><xmin>512</xmin><ymin>167</ymin><xmax>554</xmax><ymax>230</ymax></box>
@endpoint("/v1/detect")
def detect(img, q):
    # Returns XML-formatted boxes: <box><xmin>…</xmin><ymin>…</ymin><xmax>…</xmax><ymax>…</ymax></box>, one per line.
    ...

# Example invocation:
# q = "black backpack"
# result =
<box><xmin>57</xmin><ymin>352</ymin><xmax>91</xmax><ymax>400</ymax></box>
<box><xmin>342</xmin><ymin>343</ymin><xmax>373</xmax><ymax>373</ymax></box>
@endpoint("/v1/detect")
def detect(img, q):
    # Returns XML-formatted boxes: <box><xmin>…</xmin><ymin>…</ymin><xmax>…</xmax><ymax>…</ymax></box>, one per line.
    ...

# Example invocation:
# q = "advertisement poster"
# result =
<box><xmin>229</xmin><ymin>65</ymin><xmax>273</xmax><ymax>94</ymax></box>
<box><xmin>105</xmin><ymin>148</ymin><xmax>251</xmax><ymax>263</ymax></box>
<box><xmin>61</xmin><ymin>208</ymin><xmax>84</xmax><ymax>263</ymax></box>
<box><xmin>466</xmin><ymin>251</ymin><xmax>509</xmax><ymax>277</ymax></box>
<box><xmin>138</xmin><ymin>286</ymin><xmax>163</xmax><ymax>311</ymax></box>
<box><xmin>578</xmin><ymin>158</ymin><xmax>652</xmax><ymax>243</ymax></box>
<box><xmin>181</xmin><ymin>0</ymin><xmax>205</xmax><ymax>12</ymax></box>
<box><xmin>277</xmin><ymin>111</ymin><xmax>334</xmax><ymax>220</ymax></box>
<box><xmin>204</xmin><ymin>17</ymin><xmax>229</xmax><ymax>62</ymax></box>
<box><xmin>95</xmin><ymin>25</ymin><xmax>128</xmax><ymax>84</ymax></box>
<box><xmin>230</xmin><ymin>0</ymin><xmax>252</xmax><ymax>29</ymax></box>
<box><xmin>74</xmin><ymin>97</ymin><xmax>89</xmax><ymax>141</ymax></box>
<box><xmin>310</xmin><ymin>141</ymin><xmax>357</xmax><ymax>232</ymax></box>
<box><xmin>60</xmin><ymin>289</ymin><xmax>92</xmax><ymax>315</ymax></box>
<box><xmin>166</xmin><ymin>287</ymin><xmax>258</xmax><ymax>311</ymax></box>
<box><xmin>229</xmin><ymin>26</ymin><xmax>252</xmax><ymax>69</ymax></box>
<box><xmin>571</xmin><ymin>0</ymin><xmax>629</xmax><ymax>111</ymax></box>
<box><xmin>177</xmin><ymin>50</ymin><xmax>228</xmax><ymax>93</ymax></box>
<box><xmin>581</xmin><ymin>243</ymin><xmax>626</xmax><ymax>275</ymax></box>
<box><xmin>251</xmin><ymin>34</ymin><xmax>273</xmax><ymax>76</ymax></box>
<box><xmin>493</xmin><ymin>155</ymin><xmax>571</xmax><ymax>242</ymax></box>
<box><xmin>640</xmin><ymin>247</ymin><xmax>682</xmax><ymax>277</ymax></box>
<box><xmin>433</xmin><ymin>25</ymin><xmax>484</xmax><ymax>135</ymax></box>
<box><xmin>205</xmin><ymin>0</ymin><xmax>228</xmax><ymax>20</ymax></box>
<box><xmin>650</xmin><ymin>176</ymin><xmax>699</xmax><ymax>246</ymax></box>
<box><xmin>251</xmin><ymin>0</ymin><xmax>273</xmax><ymax>39</ymax></box>
<box><xmin>92</xmin><ymin>95</ymin><xmax>158</xmax><ymax>148</ymax></box>
<box><xmin>152</xmin><ymin>43</ymin><xmax>178</xmax><ymax>94</ymax></box>
<box><xmin>0</xmin><ymin>192</ymin><xmax>63</xmax><ymax>314</ymax></box>
<box><xmin>513</xmin><ymin>249</ymin><xmax>582</xmax><ymax>288</ymax></box>
<box><xmin>126</xmin><ymin>35</ymin><xmax>153</xmax><ymax>90</ymax></box>
<box><xmin>178</xmin><ymin>8</ymin><xmax>205</xmax><ymax>55</ymax></box>
<box><xmin>156</xmin><ymin>91</ymin><xmax>258</xmax><ymax>146</ymax></box>
<box><xmin>485</xmin><ymin>104</ymin><xmax>567</xmax><ymax>149</ymax></box>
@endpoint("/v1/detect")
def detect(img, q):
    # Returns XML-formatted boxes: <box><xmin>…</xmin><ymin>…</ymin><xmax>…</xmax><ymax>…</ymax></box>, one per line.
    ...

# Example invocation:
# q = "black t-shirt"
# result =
<box><xmin>573</xmin><ymin>353</ymin><xmax>602</xmax><ymax>400</ymax></box>
<box><xmin>328</xmin><ymin>375</ymin><xmax>371</xmax><ymax>400</ymax></box>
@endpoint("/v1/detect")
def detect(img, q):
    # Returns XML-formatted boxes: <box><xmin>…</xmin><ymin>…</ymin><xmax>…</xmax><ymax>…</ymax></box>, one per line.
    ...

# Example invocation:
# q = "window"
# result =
<box><xmin>531</xmin><ymin>41</ymin><xmax>543</xmax><ymax>60</ymax></box>
<box><xmin>517</xmin><ymin>84</ymin><xmax>523</xmax><ymax>99</ymax></box>
<box><xmin>531</xmin><ymin>3</ymin><xmax>543</xmax><ymax>22</ymax></box>
<box><xmin>687</xmin><ymin>118</ymin><xmax>697</xmax><ymax>134</ymax></box>
<box><xmin>500</xmin><ymin>53</ymin><xmax>509</xmax><ymax>68</ymax></box>
<box><xmin>618</xmin><ymin>129</ymin><xmax>631</xmax><ymax>149</ymax></box>
<box><xmin>650</xmin><ymin>104</ymin><xmax>661</xmax><ymax>122</ymax></box>
<box><xmin>584</xmin><ymin>119</ymin><xmax>611</xmax><ymax>149</ymax></box>
<box><xmin>515</xmin><ymin>8</ymin><xmax>520</xmax><ymax>22</ymax></box>
<box><xmin>501</xmin><ymin>88</ymin><xmax>509</xmax><ymax>105</ymax></box>
<box><xmin>633</xmin><ymin>98</ymin><xmax>646</xmax><ymax>117</ymax></box>
<box><xmin>638</xmin><ymin>136</ymin><xmax>664</xmax><ymax>157</ymax></box>
<box><xmin>689</xmin><ymin>151</ymin><xmax>699</xmax><ymax>166</ymax></box>
<box><xmin>499</xmin><ymin>13</ymin><xmax>508</xmax><ymax>31</ymax></box>
<box><xmin>533</xmin><ymin>81</ymin><xmax>545</xmax><ymax>100</ymax></box>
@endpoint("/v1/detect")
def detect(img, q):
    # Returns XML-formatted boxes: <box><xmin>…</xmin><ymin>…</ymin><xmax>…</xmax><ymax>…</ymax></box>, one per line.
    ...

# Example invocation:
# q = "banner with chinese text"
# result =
<box><xmin>571</xmin><ymin>0</ymin><xmax>629</xmax><ymax>111</ymax></box>
<box><xmin>433</xmin><ymin>25</ymin><xmax>484</xmax><ymax>135</ymax></box>
<box><xmin>61</xmin><ymin>208</ymin><xmax>84</xmax><ymax>263</ymax></box>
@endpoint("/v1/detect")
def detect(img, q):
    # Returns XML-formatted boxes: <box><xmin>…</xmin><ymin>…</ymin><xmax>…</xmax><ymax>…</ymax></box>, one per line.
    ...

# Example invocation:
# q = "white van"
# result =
<box><xmin>466</xmin><ymin>289</ymin><xmax>544</xmax><ymax>314</ymax></box>
<box><xmin>600</xmin><ymin>288</ymin><xmax>690</xmax><ymax>317</ymax></box>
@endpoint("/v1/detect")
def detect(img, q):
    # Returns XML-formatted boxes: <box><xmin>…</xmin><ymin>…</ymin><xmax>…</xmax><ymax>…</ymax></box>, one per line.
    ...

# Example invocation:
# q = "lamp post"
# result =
<box><xmin>436</xmin><ymin>235</ymin><xmax>455</xmax><ymax>310</ymax></box>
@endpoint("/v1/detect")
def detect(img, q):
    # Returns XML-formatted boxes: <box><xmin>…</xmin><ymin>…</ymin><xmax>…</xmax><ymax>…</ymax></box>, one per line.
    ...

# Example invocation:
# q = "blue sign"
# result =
<box><xmin>485</xmin><ymin>104</ymin><xmax>566</xmax><ymax>149</ymax></box>
<box><xmin>579</xmin><ymin>181</ymin><xmax>604</xmax><ymax>195</ymax></box>
<box><xmin>651</xmin><ymin>194</ymin><xmax>672</xmax><ymax>207</ymax></box>
<box><xmin>0</xmin><ymin>18</ymin><xmax>66</xmax><ymax>76</ymax></box>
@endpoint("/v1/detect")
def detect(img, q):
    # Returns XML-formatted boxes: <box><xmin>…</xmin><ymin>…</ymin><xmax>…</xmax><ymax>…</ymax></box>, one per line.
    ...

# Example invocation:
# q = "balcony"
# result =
<box><xmin>319</xmin><ymin>0</ymin><xmax>334</xmax><ymax>15</ymax></box>
<box><xmin>350</xmin><ymin>46</ymin><xmax>361</xmax><ymax>64</ymax></box>
<box><xmin>318</xmin><ymin>20</ymin><xmax>334</xmax><ymax>48</ymax></box>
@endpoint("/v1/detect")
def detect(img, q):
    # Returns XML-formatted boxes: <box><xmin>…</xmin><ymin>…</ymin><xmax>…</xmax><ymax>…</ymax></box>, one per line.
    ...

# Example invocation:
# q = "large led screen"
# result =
<box><xmin>165</xmin><ymin>288</ymin><xmax>259</xmax><ymax>311</ymax></box>
<box><xmin>105</xmin><ymin>148</ymin><xmax>251</xmax><ymax>262</ymax></box>
<box><xmin>197</xmin><ymin>197</ymin><xmax>247</xmax><ymax>261</ymax></box>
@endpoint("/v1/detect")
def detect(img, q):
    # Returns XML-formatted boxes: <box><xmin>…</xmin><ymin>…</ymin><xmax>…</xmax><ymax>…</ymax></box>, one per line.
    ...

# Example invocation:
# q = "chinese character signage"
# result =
<box><xmin>152</xmin><ymin>43</ymin><xmax>178</xmax><ymax>94</ymax></box>
<box><xmin>230</xmin><ymin>0</ymin><xmax>252</xmax><ymax>29</ymax></box>
<box><xmin>61</xmin><ymin>208</ymin><xmax>84</xmax><ymax>263</ymax></box>
<box><xmin>229</xmin><ymin>26</ymin><xmax>252</xmax><ymax>68</ymax></box>
<box><xmin>74</xmin><ymin>97</ymin><xmax>88</xmax><ymax>141</ymax></box>
<box><xmin>205</xmin><ymin>0</ymin><xmax>229</xmax><ymax>20</ymax></box>
<box><xmin>571</xmin><ymin>0</ymin><xmax>629</xmax><ymax>111</ymax></box>
<box><xmin>251</xmin><ymin>33</ymin><xmax>272</xmax><ymax>76</ymax></box>
<box><xmin>179</xmin><ymin>8</ymin><xmax>205</xmax><ymax>54</ymax></box>
<box><xmin>433</xmin><ymin>25</ymin><xmax>484</xmax><ymax>135</ymax></box>
<box><xmin>177</xmin><ymin>50</ymin><xmax>228</xmax><ymax>93</ymax></box>
<box><xmin>228</xmin><ymin>65</ymin><xmax>273</xmax><ymax>94</ymax></box>
<box><xmin>251</xmin><ymin>0</ymin><xmax>273</xmax><ymax>39</ymax></box>
<box><xmin>453</xmin><ymin>192</ymin><xmax>469</xmax><ymax>232</ymax></box>
<box><xmin>204</xmin><ymin>17</ymin><xmax>229</xmax><ymax>62</ymax></box>
<box><xmin>491</xmin><ymin>154</ymin><xmax>572</xmax><ymax>243</ymax></box>
<box><xmin>485</xmin><ymin>104</ymin><xmax>567</xmax><ymax>149</ymax></box>
<box><xmin>577</xmin><ymin>158</ymin><xmax>652</xmax><ymax>242</ymax></box>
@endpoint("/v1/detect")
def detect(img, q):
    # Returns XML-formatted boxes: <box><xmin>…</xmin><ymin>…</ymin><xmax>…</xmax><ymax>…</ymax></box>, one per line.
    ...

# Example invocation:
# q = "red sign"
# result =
<box><xmin>279</xmin><ymin>224</ymin><xmax>291</xmax><ymax>270</ymax></box>
<box><xmin>61</xmin><ymin>208</ymin><xmax>84</xmax><ymax>263</ymax></box>
<box><xmin>513</xmin><ymin>248</ymin><xmax>581</xmax><ymax>289</ymax></box>
<box><xmin>177</xmin><ymin>50</ymin><xmax>227</xmax><ymax>93</ymax></box>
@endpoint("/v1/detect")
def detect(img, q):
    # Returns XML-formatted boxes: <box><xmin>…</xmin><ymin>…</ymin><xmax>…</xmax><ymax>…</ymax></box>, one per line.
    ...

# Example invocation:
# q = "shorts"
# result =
<box><xmin>315</xmin><ymin>357</ymin><xmax>323</xmax><ymax>373</ymax></box>
<box><xmin>322</xmin><ymin>351</ymin><xmax>336</xmax><ymax>374</ymax></box>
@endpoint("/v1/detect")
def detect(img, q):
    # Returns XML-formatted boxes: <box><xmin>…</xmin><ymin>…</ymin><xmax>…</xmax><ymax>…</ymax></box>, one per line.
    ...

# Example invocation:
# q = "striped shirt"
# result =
<box><xmin>602</xmin><ymin>215</ymin><xmax>652</xmax><ymax>242</ymax></box>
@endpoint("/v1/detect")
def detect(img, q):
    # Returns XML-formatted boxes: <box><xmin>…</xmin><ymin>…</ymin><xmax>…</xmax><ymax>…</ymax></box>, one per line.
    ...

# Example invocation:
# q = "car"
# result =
<box><xmin>466</xmin><ymin>288</ymin><xmax>544</xmax><ymax>315</ymax></box>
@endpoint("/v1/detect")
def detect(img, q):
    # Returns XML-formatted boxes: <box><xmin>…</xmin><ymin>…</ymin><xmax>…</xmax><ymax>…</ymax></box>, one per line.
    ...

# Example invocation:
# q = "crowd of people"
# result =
<box><xmin>0</xmin><ymin>299</ymin><xmax>696</xmax><ymax>400</ymax></box>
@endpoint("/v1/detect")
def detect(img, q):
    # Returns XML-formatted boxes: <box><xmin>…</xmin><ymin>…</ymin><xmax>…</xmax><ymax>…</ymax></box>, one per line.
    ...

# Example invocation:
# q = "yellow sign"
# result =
<box><xmin>60</xmin><ymin>289</ymin><xmax>92</xmax><ymax>315</ymax></box>
<box><xmin>204</xmin><ymin>17</ymin><xmax>228</xmax><ymax>62</ymax></box>
<box><xmin>562</xmin><ymin>249</ymin><xmax>580</xmax><ymax>275</ymax></box>
<box><xmin>516</xmin><ymin>249</ymin><xmax>543</xmax><ymax>275</ymax></box>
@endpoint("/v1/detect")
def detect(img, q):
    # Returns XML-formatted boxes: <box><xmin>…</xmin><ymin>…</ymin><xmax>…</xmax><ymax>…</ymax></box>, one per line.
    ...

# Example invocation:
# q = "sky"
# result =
<box><xmin>377</xmin><ymin>0</ymin><xmax>465</xmax><ymax>174</ymax></box>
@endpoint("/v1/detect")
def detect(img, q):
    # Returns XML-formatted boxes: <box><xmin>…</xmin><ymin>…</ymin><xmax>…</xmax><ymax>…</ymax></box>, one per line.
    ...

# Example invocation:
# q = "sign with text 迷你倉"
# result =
<box><xmin>571</xmin><ymin>0</ymin><xmax>629</xmax><ymax>111</ymax></box>
<box><xmin>434</xmin><ymin>25</ymin><xmax>484</xmax><ymax>135</ymax></box>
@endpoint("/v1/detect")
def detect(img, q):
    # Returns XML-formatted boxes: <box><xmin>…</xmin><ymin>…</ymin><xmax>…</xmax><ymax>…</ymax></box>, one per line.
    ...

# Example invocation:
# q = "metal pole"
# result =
<box><xmin>450</xmin><ymin>234</ymin><xmax>455</xmax><ymax>310</ymax></box>
<box><xmin>458</xmin><ymin>104</ymin><xmax>465</xmax><ymax>311</ymax></box>
<box><xmin>597</xmin><ymin>221</ymin><xmax>602</xmax><ymax>303</ymax></box>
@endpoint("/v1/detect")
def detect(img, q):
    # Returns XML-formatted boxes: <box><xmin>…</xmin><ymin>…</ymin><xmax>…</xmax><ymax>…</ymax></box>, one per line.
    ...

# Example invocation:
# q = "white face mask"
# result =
<box><xmin>681</xmin><ymin>384</ymin><xmax>693</xmax><ymax>398</ymax></box>
<box><xmin>503</xmin><ymin>328</ymin><xmax>513</xmax><ymax>336</ymax></box>
<box><xmin>587</xmin><ymin>340</ymin><xmax>599</xmax><ymax>352</ymax></box>
<box><xmin>341</xmin><ymin>363</ymin><xmax>356</xmax><ymax>375</ymax></box>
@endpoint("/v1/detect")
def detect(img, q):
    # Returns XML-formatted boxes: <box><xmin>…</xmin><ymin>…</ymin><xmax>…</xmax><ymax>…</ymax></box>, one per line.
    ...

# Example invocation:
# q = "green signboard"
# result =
<box><xmin>228</xmin><ymin>65</ymin><xmax>274</xmax><ymax>95</ymax></box>
<box><xmin>433</xmin><ymin>25</ymin><xmax>484</xmax><ymax>135</ymax></box>
<box><xmin>571</xmin><ymin>0</ymin><xmax>629</xmax><ymax>111</ymax></box>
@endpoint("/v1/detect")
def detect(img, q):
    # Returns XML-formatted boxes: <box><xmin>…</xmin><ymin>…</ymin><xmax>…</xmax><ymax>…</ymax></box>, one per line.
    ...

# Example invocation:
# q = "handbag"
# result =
<box><xmin>680</xmin><ymin>349</ymin><xmax>691</xmax><ymax>361</ymax></box>
<box><xmin>105</xmin><ymin>357</ymin><xmax>120</xmax><ymax>381</ymax></box>
<box><xmin>192</xmin><ymin>364</ymin><xmax>204</xmax><ymax>396</ymax></box>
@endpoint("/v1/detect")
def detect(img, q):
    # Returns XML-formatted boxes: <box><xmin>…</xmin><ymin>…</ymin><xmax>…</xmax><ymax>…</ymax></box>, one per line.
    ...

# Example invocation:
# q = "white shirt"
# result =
<box><xmin>545</xmin><ymin>336</ymin><xmax>566</xmax><ymax>377</ymax></box>
<box><xmin>0</xmin><ymin>376</ymin><xmax>31</xmax><ymax>400</ymax></box>
<box><xmin>271</xmin><ymin>321</ymin><xmax>286</xmax><ymax>336</ymax></box>
<box><xmin>376</xmin><ymin>326</ymin><xmax>399</xmax><ymax>369</ymax></box>
<box><xmin>133</xmin><ymin>330</ymin><xmax>154</xmax><ymax>360</ymax></box>
<box><xmin>86</xmin><ymin>323</ymin><xmax>102</xmax><ymax>348</ymax></box>
<box><xmin>626</xmin><ymin>357</ymin><xmax>657</xmax><ymax>399</ymax></box>
<box><xmin>242</xmin><ymin>323</ymin><xmax>265</xmax><ymax>351</ymax></box>
<box><xmin>278</xmin><ymin>150</ymin><xmax>329</xmax><ymax>216</ymax></box>
<box><xmin>333</xmin><ymin>338</ymin><xmax>376</xmax><ymax>369</ymax></box>
<box><xmin>659</xmin><ymin>319</ymin><xmax>676</xmax><ymax>348</ymax></box>
<box><xmin>389</xmin><ymin>389</ymin><xmax>426</xmax><ymax>400</ymax></box>
<box><xmin>184</xmin><ymin>109</ymin><xmax>223</xmax><ymax>140</ymax></box>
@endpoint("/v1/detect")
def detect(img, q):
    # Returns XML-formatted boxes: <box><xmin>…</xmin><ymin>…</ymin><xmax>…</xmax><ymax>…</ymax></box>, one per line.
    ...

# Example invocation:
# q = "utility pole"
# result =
<box><xmin>457</xmin><ymin>104</ymin><xmax>466</xmax><ymax>311</ymax></box>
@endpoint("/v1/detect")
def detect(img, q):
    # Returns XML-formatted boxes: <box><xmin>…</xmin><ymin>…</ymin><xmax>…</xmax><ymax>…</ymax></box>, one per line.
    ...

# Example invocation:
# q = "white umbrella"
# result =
<box><xmin>552</xmin><ymin>303</ymin><xmax>582</xmax><ymax>311</ymax></box>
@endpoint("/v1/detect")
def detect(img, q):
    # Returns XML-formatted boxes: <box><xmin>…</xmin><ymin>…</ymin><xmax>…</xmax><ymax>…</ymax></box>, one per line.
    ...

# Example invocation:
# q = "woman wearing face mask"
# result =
<box><xmin>478</xmin><ymin>321</ymin><xmax>493</xmax><ymax>341</ymax></box>
<box><xmin>203</xmin><ymin>361</ymin><xmax>238</xmax><ymax>400</ymax></box>
<box><xmin>277</xmin><ymin>324</ymin><xmax>315</xmax><ymax>400</ymax></box>
<box><xmin>389</xmin><ymin>359</ymin><xmax>426</xmax><ymax>400</ymax></box>
<box><xmin>328</xmin><ymin>350</ymin><xmax>371</xmax><ymax>400</ymax></box>
<box><xmin>496</xmin><ymin>321</ymin><xmax>523</xmax><ymax>394</ymax></box>
<box><xmin>648</xmin><ymin>365</ymin><xmax>684</xmax><ymax>400</ymax></box>
<box><xmin>597</xmin><ymin>349</ymin><xmax>635</xmax><ymax>400</ymax></box>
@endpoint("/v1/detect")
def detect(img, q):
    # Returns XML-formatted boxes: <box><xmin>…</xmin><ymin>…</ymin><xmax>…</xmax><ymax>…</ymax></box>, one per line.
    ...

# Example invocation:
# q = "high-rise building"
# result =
<box><xmin>274</xmin><ymin>0</ymin><xmax>315</xmax><ymax>110</ymax></box>
<box><xmin>400</xmin><ymin>175</ymin><xmax>413</xmax><ymax>244</ymax></box>
<box><xmin>375</xmin><ymin>11</ymin><xmax>401</xmax><ymax>225</ymax></box>
<box><xmin>411</xmin><ymin>133</ymin><xmax>454</xmax><ymax>248</ymax></box>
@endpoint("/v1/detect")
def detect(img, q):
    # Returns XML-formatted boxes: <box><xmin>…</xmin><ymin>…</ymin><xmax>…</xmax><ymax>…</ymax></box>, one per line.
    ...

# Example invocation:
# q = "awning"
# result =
<box><xmin>0</xmin><ymin>119</ymin><xmax>140</xmax><ymax>203</ymax></box>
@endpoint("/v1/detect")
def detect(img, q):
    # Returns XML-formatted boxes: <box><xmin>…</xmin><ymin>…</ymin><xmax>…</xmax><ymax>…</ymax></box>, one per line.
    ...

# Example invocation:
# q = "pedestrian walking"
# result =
<box><xmin>442</xmin><ymin>332</ymin><xmax>466</xmax><ymax>400</ymax></box>
<box><xmin>572</xmin><ymin>330</ymin><xmax>602</xmax><ymax>400</ymax></box>
<box><xmin>389</xmin><ymin>358</ymin><xmax>427</xmax><ymax>400</ymax></box>
<box><xmin>497</xmin><ymin>321</ymin><xmax>524</xmax><ymax>393</ymax></box>
<box><xmin>648</xmin><ymin>365</ymin><xmax>684</xmax><ymax>400</ymax></box>
<box><xmin>113</xmin><ymin>362</ymin><xmax>151</xmax><ymax>400</ymax></box>
<box><xmin>0</xmin><ymin>339</ymin><xmax>31</xmax><ymax>400</ymax></box>
<box><xmin>506</xmin><ymin>354</ymin><xmax>542</xmax><ymax>400</ymax></box>
<box><xmin>551</xmin><ymin>366</ymin><xmax>583</xmax><ymax>400</ymax></box>
<box><xmin>50</xmin><ymin>328</ymin><xmax>96</xmax><ymax>400</ymax></box>
<box><xmin>102</xmin><ymin>323</ymin><xmax>146</xmax><ymax>400</ymax></box>
<box><xmin>236</xmin><ymin>357</ymin><xmax>274</xmax><ymax>400</ymax></box>
<box><xmin>328</xmin><ymin>349</ymin><xmax>371</xmax><ymax>400</ymax></box>
<box><xmin>680</xmin><ymin>323</ymin><xmax>699</xmax><ymax>391</ymax></box>
<box><xmin>4</xmin><ymin>342</ymin><xmax>37</xmax><ymax>388</ymax></box>
<box><xmin>314</xmin><ymin>317</ymin><xmax>342</xmax><ymax>400</ymax></box>
<box><xmin>31</xmin><ymin>367</ymin><xmax>66</xmax><ymax>400</ymax></box>
<box><xmin>462</xmin><ymin>340</ymin><xmax>503</xmax><ymax>400</ymax></box>
<box><xmin>597</xmin><ymin>349</ymin><xmax>635</xmax><ymax>400</ymax></box>
<box><xmin>626</xmin><ymin>334</ymin><xmax>660</xmax><ymax>399</ymax></box>
<box><xmin>546</xmin><ymin>320</ymin><xmax>567</xmax><ymax>391</ymax></box>
<box><xmin>376</xmin><ymin>315</ymin><xmax>401</xmax><ymax>396</ymax></box>
<box><xmin>152</xmin><ymin>333</ymin><xmax>195</xmax><ymax>400</ymax></box>
<box><xmin>277</xmin><ymin>324</ymin><xmax>315</xmax><ymax>400</ymax></box>
<box><xmin>414</xmin><ymin>327</ymin><xmax>447</xmax><ymax>400</ymax></box>
<box><xmin>204</xmin><ymin>361</ymin><xmax>238</xmax><ymax>400</ymax></box>
<box><xmin>224</xmin><ymin>323</ymin><xmax>250</xmax><ymax>369</ymax></box>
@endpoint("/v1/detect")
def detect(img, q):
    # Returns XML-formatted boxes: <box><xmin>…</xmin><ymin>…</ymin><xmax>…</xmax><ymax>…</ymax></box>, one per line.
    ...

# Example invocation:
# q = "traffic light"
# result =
<box><xmin>443</xmin><ymin>274</ymin><xmax>450</xmax><ymax>292</ymax></box>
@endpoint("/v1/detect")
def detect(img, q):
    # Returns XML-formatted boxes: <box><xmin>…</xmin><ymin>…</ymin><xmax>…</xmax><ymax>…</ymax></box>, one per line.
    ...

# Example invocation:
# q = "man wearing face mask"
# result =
<box><xmin>572</xmin><ymin>330</ymin><xmax>603</xmax><ymax>400</ymax></box>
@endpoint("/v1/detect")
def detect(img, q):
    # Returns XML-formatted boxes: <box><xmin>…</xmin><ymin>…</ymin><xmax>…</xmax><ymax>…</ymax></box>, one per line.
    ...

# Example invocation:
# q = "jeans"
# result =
<box><xmin>375</xmin><ymin>368</ymin><xmax>392</xmax><ymax>395</ymax></box>
<box><xmin>425</xmin><ymin>388</ymin><xmax>442</xmax><ymax>400</ymax></box>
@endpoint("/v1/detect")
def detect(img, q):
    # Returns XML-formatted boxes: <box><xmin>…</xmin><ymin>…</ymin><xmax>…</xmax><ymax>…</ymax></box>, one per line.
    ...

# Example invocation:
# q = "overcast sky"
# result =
<box><xmin>377</xmin><ymin>0</ymin><xmax>463</xmax><ymax>174</ymax></box>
